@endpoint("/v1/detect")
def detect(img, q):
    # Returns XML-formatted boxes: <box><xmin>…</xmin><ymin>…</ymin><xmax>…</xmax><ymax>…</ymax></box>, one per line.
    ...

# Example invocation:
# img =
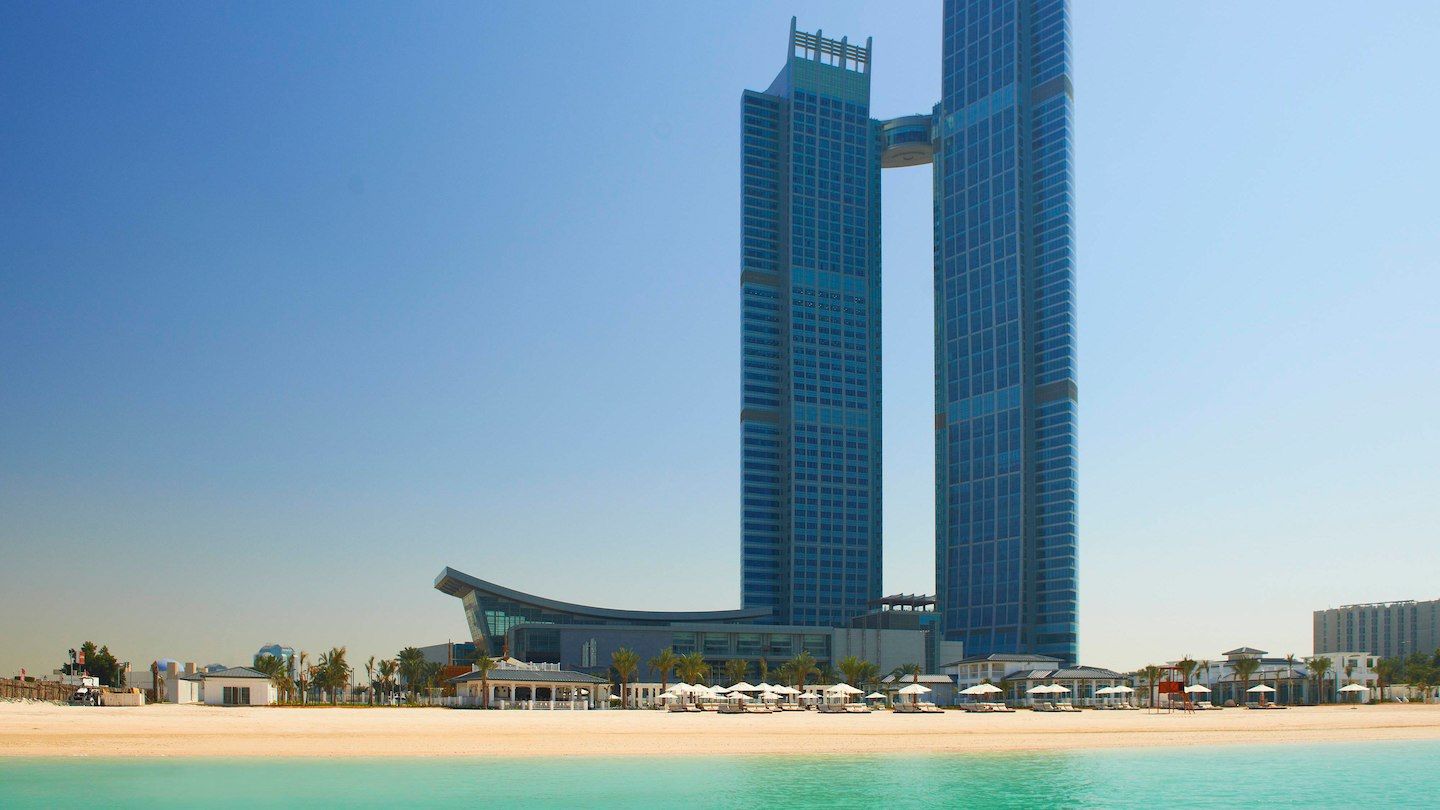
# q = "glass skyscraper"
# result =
<box><xmin>738</xmin><ymin>4</ymin><xmax>1078</xmax><ymax>661</ymax></box>
<box><xmin>934</xmin><ymin>0</ymin><xmax>1078</xmax><ymax>663</ymax></box>
<box><xmin>740</xmin><ymin>20</ymin><xmax>884</xmax><ymax>626</ymax></box>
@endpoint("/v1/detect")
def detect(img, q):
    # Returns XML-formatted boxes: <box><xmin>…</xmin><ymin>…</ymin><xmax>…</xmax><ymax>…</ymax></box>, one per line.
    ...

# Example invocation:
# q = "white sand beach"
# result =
<box><xmin>2</xmin><ymin>702</ymin><xmax>1438</xmax><ymax>759</ymax></box>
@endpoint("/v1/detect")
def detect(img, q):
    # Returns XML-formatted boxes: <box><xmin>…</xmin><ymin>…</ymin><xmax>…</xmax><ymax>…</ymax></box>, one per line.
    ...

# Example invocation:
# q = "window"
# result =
<box><xmin>221</xmin><ymin>686</ymin><xmax>251</xmax><ymax>705</ymax></box>
<box><xmin>580</xmin><ymin>639</ymin><xmax>597</xmax><ymax>669</ymax></box>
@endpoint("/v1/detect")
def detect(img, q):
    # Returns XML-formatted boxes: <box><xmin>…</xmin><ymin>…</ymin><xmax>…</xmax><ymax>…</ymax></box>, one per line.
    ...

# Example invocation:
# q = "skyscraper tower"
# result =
<box><xmin>933</xmin><ymin>0</ymin><xmax>1079</xmax><ymax>663</ymax></box>
<box><xmin>739</xmin><ymin>20</ymin><xmax>884</xmax><ymax>626</ymax></box>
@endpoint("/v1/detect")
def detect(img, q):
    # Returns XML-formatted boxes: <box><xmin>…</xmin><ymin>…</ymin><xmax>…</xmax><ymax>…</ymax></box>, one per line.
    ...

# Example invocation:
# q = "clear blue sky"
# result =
<box><xmin>2</xmin><ymin>1</ymin><xmax>1437</xmax><ymax>677</ymax></box>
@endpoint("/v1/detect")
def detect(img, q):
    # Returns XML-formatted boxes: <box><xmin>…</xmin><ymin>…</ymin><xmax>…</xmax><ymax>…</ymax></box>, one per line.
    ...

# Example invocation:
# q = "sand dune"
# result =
<box><xmin>3</xmin><ymin>702</ymin><xmax>1437</xmax><ymax>758</ymax></box>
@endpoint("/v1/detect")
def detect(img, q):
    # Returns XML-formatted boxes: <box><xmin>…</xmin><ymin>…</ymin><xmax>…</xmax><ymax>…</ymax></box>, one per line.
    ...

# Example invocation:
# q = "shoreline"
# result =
<box><xmin>3</xmin><ymin>702</ymin><xmax>1438</xmax><ymax>760</ymax></box>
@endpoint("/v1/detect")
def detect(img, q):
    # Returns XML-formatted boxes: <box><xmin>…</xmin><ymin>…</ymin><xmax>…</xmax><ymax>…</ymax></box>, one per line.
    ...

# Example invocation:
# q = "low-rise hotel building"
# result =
<box><xmin>434</xmin><ymin>567</ymin><xmax>960</xmax><ymax>679</ymax></box>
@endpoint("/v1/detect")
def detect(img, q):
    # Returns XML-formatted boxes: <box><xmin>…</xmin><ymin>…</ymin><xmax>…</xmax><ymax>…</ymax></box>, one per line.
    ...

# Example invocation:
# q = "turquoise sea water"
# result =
<box><xmin>2</xmin><ymin>741</ymin><xmax>1437</xmax><ymax>808</ymax></box>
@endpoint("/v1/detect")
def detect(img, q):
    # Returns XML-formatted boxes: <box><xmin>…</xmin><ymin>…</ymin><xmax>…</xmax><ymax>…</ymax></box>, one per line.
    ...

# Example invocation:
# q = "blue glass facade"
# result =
<box><xmin>934</xmin><ymin>0</ymin><xmax>1078</xmax><ymax>663</ymax></box>
<box><xmin>740</xmin><ymin>21</ymin><xmax>884</xmax><ymax>626</ymax></box>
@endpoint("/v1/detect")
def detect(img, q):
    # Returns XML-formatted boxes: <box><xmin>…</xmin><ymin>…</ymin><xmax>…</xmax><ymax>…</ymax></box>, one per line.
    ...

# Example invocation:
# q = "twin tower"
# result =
<box><xmin>739</xmin><ymin>2</ymin><xmax>1078</xmax><ymax>664</ymax></box>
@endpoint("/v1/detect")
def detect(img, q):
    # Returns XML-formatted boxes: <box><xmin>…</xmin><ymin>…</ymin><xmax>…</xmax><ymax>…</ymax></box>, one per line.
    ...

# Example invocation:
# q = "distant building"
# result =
<box><xmin>418</xmin><ymin>641</ymin><xmax>478</xmax><ymax>667</ymax></box>
<box><xmin>254</xmin><ymin>643</ymin><xmax>295</xmax><ymax>664</ymax></box>
<box><xmin>1314</xmin><ymin>598</ymin><xmax>1440</xmax><ymax>660</ymax></box>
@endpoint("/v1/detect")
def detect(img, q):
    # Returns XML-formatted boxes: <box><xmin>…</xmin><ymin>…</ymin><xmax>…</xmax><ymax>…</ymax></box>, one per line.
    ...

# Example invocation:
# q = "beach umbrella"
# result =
<box><xmin>897</xmin><ymin>683</ymin><xmax>931</xmax><ymax>704</ymax></box>
<box><xmin>1183</xmin><ymin>685</ymin><xmax>1211</xmax><ymax>693</ymax></box>
<box><xmin>1246</xmin><ymin>685</ymin><xmax>1275</xmax><ymax>692</ymax></box>
<box><xmin>755</xmin><ymin>682</ymin><xmax>774</xmax><ymax>691</ymax></box>
<box><xmin>1094</xmin><ymin>686</ymin><xmax>1116</xmax><ymax>695</ymax></box>
<box><xmin>1339</xmin><ymin>684</ymin><xmax>1368</xmax><ymax>703</ymax></box>
<box><xmin>865</xmin><ymin>692</ymin><xmax>886</xmax><ymax>700</ymax></box>
<box><xmin>708</xmin><ymin>685</ymin><xmax>727</xmax><ymax>694</ymax></box>
<box><xmin>728</xmin><ymin>682</ymin><xmax>758</xmax><ymax>693</ymax></box>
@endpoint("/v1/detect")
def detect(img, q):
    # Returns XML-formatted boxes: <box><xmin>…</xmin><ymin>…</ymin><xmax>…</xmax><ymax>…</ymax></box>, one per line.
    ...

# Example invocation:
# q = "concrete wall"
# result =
<box><xmin>99</xmin><ymin>691</ymin><xmax>146</xmax><ymax>707</ymax></box>
<box><xmin>832</xmin><ymin>628</ymin><xmax>926</xmax><ymax>673</ymax></box>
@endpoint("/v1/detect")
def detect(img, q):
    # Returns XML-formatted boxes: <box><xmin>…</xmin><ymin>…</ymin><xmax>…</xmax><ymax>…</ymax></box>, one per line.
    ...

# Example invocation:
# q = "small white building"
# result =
<box><xmin>170</xmin><ymin>672</ymin><xmax>204</xmax><ymax>704</ymax></box>
<box><xmin>202</xmin><ymin>666</ymin><xmax>276</xmax><ymax>706</ymax></box>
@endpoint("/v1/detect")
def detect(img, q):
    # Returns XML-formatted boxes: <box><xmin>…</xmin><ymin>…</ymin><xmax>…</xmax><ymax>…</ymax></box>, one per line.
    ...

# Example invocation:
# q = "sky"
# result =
<box><xmin>2</xmin><ymin>1</ymin><xmax>1438</xmax><ymax>679</ymax></box>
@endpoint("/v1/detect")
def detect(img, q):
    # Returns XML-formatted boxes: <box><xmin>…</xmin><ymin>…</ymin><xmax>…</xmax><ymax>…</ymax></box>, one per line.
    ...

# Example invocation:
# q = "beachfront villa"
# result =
<box><xmin>879</xmin><ymin>674</ymin><xmax>960</xmax><ymax>707</ymax></box>
<box><xmin>448</xmin><ymin>659</ymin><xmax>610</xmax><ymax>709</ymax></box>
<box><xmin>201</xmin><ymin>667</ymin><xmax>277</xmax><ymax>706</ymax></box>
<box><xmin>1166</xmin><ymin>647</ymin><xmax>1380</xmax><ymax>706</ymax></box>
<box><xmin>942</xmin><ymin>653</ymin><xmax>1123</xmax><ymax>707</ymax></box>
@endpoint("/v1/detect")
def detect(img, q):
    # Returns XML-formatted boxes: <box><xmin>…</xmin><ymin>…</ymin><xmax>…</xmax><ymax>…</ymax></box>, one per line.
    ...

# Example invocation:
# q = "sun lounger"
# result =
<box><xmin>893</xmin><ymin>702</ymin><xmax>925</xmax><ymax>713</ymax></box>
<box><xmin>918</xmin><ymin>702</ymin><xmax>944</xmax><ymax>713</ymax></box>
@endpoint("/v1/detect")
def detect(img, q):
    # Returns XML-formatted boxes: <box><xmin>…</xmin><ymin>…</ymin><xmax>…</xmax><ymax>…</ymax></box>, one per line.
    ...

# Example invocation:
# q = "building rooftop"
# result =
<box><xmin>449</xmin><ymin>668</ymin><xmax>605</xmax><ymax>685</ymax></box>
<box><xmin>1223</xmin><ymin>647</ymin><xmax>1268</xmax><ymax>656</ymax></box>
<box><xmin>203</xmin><ymin>667</ymin><xmax>270</xmax><ymax>680</ymax></box>
<box><xmin>434</xmin><ymin>566</ymin><xmax>774</xmax><ymax>625</ymax></box>
<box><xmin>945</xmin><ymin>653</ymin><xmax>1063</xmax><ymax>667</ymax></box>
<box><xmin>1006</xmin><ymin>667</ymin><xmax>1122</xmax><ymax>681</ymax></box>
<box><xmin>868</xmin><ymin>593</ymin><xmax>936</xmax><ymax>610</ymax></box>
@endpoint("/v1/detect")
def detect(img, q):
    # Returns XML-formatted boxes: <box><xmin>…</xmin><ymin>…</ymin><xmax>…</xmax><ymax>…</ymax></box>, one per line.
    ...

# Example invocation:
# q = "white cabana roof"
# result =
<box><xmin>865</xmin><ymin>692</ymin><xmax>887</xmax><ymax>699</ymax></box>
<box><xmin>1109</xmin><ymin>685</ymin><xmax>1135</xmax><ymax>694</ymax></box>
<box><xmin>1339</xmin><ymin>684</ymin><xmax>1369</xmax><ymax>692</ymax></box>
<box><xmin>1183</xmin><ymin>684</ymin><xmax>1212</xmax><ymax>693</ymax></box>
<box><xmin>1247</xmin><ymin>684</ymin><xmax>1275</xmax><ymax>693</ymax></box>
<box><xmin>826</xmin><ymin>684</ymin><xmax>863</xmax><ymax>695</ymax></box>
<box><xmin>772</xmin><ymin>685</ymin><xmax>799</xmax><ymax>695</ymax></box>
<box><xmin>897</xmin><ymin>683</ymin><xmax>931</xmax><ymax>695</ymax></box>
<box><xmin>727</xmin><ymin>682</ymin><xmax>758</xmax><ymax>692</ymax></box>
<box><xmin>755</xmin><ymin>682</ymin><xmax>774</xmax><ymax>690</ymax></box>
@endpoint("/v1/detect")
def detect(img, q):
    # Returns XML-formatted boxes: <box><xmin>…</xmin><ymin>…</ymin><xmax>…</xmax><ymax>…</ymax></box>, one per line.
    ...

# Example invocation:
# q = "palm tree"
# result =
<box><xmin>296</xmin><ymin>651</ymin><xmax>310</xmax><ymax>704</ymax></box>
<box><xmin>723</xmin><ymin>658</ymin><xmax>750</xmax><ymax>686</ymax></box>
<box><xmin>757</xmin><ymin>658</ymin><xmax>768</xmax><ymax>684</ymax></box>
<box><xmin>647</xmin><ymin>648</ymin><xmax>678</xmax><ymax>695</ymax></box>
<box><xmin>364</xmin><ymin>656</ymin><xmax>377</xmax><ymax>705</ymax></box>
<box><xmin>892</xmin><ymin>662</ymin><xmax>922</xmax><ymax>687</ymax></box>
<box><xmin>252</xmin><ymin>654</ymin><xmax>294</xmax><ymax>703</ymax></box>
<box><xmin>396</xmin><ymin>647</ymin><xmax>427</xmax><ymax>700</ymax></box>
<box><xmin>1305</xmin><ymin>656</ymin><xmax>1333</xmax><ymax>705</ymax></box>
<box><xmin>1375</xmin><ymin>657</ymin><xmax>1402</xmax><ymax>703</ymax></box>
<box><xmin>376</xmin><ymin>659</ymin><xmax>398</xmax><ymax>704</ymax></box>
<box><xmin>675</xmin><ymin>651</ymin><xmax>710</xmax><ymax>686</ymax></box>
<box><xmin>787</xmin><ymin>651</ymin><xmax>820</xmax><ymax>689</ymax></box>
<box><xmin>1176</xmin><ymin>655</ymin><xmax>1197</xmax><ymax>685</ymax></box>
<box><xmin>611</xmin><ymin>647</ymin><xmax>640</xmax><ymax>708</ymax></box>
<box><xmin>1283</xmin><ymin>653</ymin><xmax>1298</xmax><ymax>704</ymax></box>
<box><xmin>1139</xmin><ymin>665</ymin><xmax>1163</xmax><ymax>709</ymax></box>
<box><xmin>315</xmin><ymin>647</ymin><xmax>351</xmax><ymax>704</ymax></box>
<box><xmin>837</xmin><ymin>656</ymin><xmax>863</xmax><ymax>685</ymax></box>
<box><xmin>1231</xmin><ymin>656</ymin><xmax>1261</xmax><ymax>706</ymax></box>
<box><xmin>472</xmin><ymin>654</ymin><xmax>497</xmax><ymax>708</ymax></box>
